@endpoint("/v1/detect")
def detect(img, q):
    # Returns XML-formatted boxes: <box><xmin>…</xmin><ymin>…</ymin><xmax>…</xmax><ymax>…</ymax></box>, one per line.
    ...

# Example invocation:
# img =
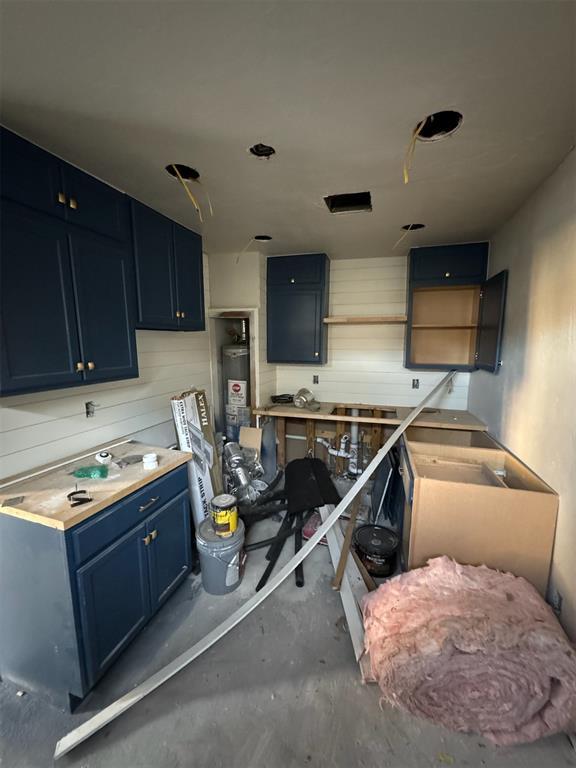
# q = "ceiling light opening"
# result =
<box><xmin>324</xmin><ymin>191</ymin><xmax>372</xmax><ymax>214</ymax></box>
<box><xmin>249</xmin><ymin>143</ymin><xmax>276</xmax><ymax>158</ymax></box>
<box><xmin>401</xmin><ymin>223</ymin><xmax>426</xmax><ymax>231</ymax></box>
<box><xmin>416</xmin><ymin>111</ymin><xmax>463</xmax><ymax>142</ymax></box>
<box><xmin>166</xmin><ymin>164</ymin><xmax>200</xmax><ymax>181</ymax></box>
<box><xmin>254</xmin><ymin>235</ymin><xmax>272</xmax><ymax>241</ymax></box>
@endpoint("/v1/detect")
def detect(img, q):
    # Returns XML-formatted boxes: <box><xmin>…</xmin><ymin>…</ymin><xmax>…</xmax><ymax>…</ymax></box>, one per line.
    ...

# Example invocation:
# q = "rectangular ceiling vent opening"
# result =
<box><xmin>324</xmin><ymin>191</ymin><xmax>372</xmax><ymax>214</ymax></box>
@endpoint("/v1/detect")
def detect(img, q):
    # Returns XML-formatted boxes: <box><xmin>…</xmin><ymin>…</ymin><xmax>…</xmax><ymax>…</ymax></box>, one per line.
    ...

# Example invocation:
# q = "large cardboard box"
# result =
<box><xmin>171</xmin><ymin>389</ymin><xmax>223</xmax><ymax>527</ymax></box>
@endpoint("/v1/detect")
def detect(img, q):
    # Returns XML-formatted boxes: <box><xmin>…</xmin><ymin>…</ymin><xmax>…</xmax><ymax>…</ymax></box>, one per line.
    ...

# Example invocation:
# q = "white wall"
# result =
<box><xmin>469</xmin><ymin>149</ymin><xmax>576</xmax><ymax>639</ymax></box>
<box><xmin>275</xmin><ymin>256</ymin><xmax>470</xmax><ymax>408</ymax></box>
<box><xmin>208</xmin><ymin>251</ymin><xmax>261</xmax><ymax>308</ymax></box>
<box><xmin>0</xmin><ymin>257</ymin><xmax>212</xmax><ymax>479</ymax></box>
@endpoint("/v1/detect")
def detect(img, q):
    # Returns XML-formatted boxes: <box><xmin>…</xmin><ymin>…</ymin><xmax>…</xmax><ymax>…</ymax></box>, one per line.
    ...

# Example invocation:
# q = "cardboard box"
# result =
<box><xmin>171</xmin><ymin>389</ymin><xmax>223</xmax><ymax>527</ymax></box>
<box><xmin>227</xmin><ymin>379</ymin><xmax>248</xmax><ymax>406</ymax></box>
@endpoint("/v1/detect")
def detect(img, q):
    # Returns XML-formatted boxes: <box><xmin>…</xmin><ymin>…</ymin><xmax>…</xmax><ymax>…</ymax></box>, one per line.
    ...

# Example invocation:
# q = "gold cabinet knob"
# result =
<box><xmin>69</xmin><ymin>198</ymin><xmax>78</xmax><ymax>210</ymax></box>
<box><xmin>290</xmin><ymin>278</ymin><xmax>295</xmax><ymax>284</ymax></box>
<box><xmin>445</xmin><ymin>272</ymin><xmax>451</xmax><ymax>278</ymax></box>
<box><xmin>142</xmin><ymin>534</ymin><xmax>151</xmax><ymax>546</ymax></box>
<box><xmin>57</xmin><ymin>192</ymin><xmax>67</xmax><ymax>205</ymax></box>
<box><xmin>75</xmin><ymin>361</ymin><xmax>85</xmax><ymax>372</ymax></box>
<box><xmin>314</xmin><ymin>352</ymin><xmax>319</xmax><ymax>357</ymax></box>
<box><xmin>176</xmin><ymin>311</ymin><xmax>181</xmax><ymax>318</ymax></box>
<box><xmin>150</xmin><ymin>529</ymin><xmax>158</xmax><ymax>541</ymax></box>
<box><xmin>87</xmin><ymin>361</ymin><xmax>96</xmax><ymax>371</ymax></box>
<box><xmin>181</xmin><ymin>311</ymin><xmax>186</xmax><ymax>319</ymax></box>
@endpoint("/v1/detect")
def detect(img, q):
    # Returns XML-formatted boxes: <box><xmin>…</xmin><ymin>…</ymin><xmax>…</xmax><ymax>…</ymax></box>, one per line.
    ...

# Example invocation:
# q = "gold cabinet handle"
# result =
<box><xmin>290</xmin><ymin>278</ymin><xmax>295</xmax><ymax>284</ymax></box>
<box><xmin>142</xmin><ymin>534</ymin><xmax>151</xmax><ymax>546</ymax></box>
<box><xmin>87</xmin><ymin>361</ymin><xmax>96</xmax><ymax>371</ymax></box>
<box><xmin>314</xmin><ymin>352</ymin><xmax>319</xmax><ymax>357</ymax></box>
<box><xmin>176</xmin><ymin>311</ymin><xmax>181</xmax><ymax>318</ymax></box>
<box><xmin>57</xmin><ymin>192</ymin><xmax>67</xmax><ymax>205</ymax></box>
<box><xmin>69</xmin><ymin>198</ymin><xmax>78</xmax><ymax>210</ymax></box>
<box><xmin>445</xmin><ymin>272</ymin><xmax>451</xmax><ymax>278</ymax></box>
<box><xmin>150</xmin><ymin>529</ymin><xmax>158</xmax><ymax>541</ymax></box>
<box><xmin>75</xmin><ymin>361</ymin><xmax>85</xmax><ymax>372</ymax></box>
<box><xmin>181</xmin><ymin>311</ymin><xmax>186</xmax><ymax>319</ymax></box>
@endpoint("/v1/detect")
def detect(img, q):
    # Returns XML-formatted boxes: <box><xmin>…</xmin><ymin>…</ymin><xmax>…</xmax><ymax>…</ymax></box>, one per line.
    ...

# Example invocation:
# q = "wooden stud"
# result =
<box><xmin>332</xmin><ymin>498</ymin><xmax>361</xmax><ymax>590</ymax></box>
<box><xmin>276</xmin><ymin>416</ymin><xmax>286</xmax><ymax>468</ymax></box>
<box><xmin>334</xmin><ymin>406</ymin><xmax>346</xmax><ymax>474</ymax></box>
<box><xmin>306</xmin><ymin>419</ymin><xmax>315</xmax><ymax>456</ymax></box>
<box><xmin>371</xmin><ymin>409</ymin><xmax>382</xmax><ymax>453</ymax></box>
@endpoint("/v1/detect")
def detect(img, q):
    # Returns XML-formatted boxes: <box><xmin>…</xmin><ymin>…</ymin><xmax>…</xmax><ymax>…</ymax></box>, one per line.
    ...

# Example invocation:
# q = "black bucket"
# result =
<box><xmin>353</xmin><ymin>524</ymin><xmax>399</xmax><ymax>577</ymax></box>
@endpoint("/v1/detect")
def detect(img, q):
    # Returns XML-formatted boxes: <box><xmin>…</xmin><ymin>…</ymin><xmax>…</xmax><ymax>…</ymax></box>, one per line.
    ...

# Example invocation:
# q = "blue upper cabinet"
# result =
<box><xmin>1</xmin><ymin>127</ymin><xmax>129</xmax><ymax>242</ymax></box>
<box><xmin>173</xmin><ymin>223</ymin><xmax>205</xmax><ymax>331</ymax></box>
<box><xmin>409</xmin><ymin>242</ymin><xmax>488</xmax><ymax>285</ymax></box>
<box><xmin>0</xmin><ymin>128</ymin><xmax>64</xmax><ymax>218</ymax></box>
<box><xmin>132</xmin><ymin>201</ymin><xmax>205</xmax><ymax>331</ymax></box>
<box><xmin>61</xmin><ymin>163</ymin><xmax>129</xmax><ymax>241</ymax></box>
<box><xmin>405</xmin><ymin>242</ymin><xmax>507</xmax><ymax>373</ymax></box>
<box><xmin>68</xmin><ymin>229</ymin><xmax>138</xmax><ymax>383</ymax></box>
<box><xmin>0</xmin><ymin>202</ymin><xmax>83</xmax><ymax>394</ymax></box>
<box><xmin>132</xmin><ymin>201</ymin><xmax>177</xmax><ymax>328</ymax></box>
<box><xmin>267</xmin><ymin>253</ymin><xmax>329</xmax><ymax>364</ymax></box>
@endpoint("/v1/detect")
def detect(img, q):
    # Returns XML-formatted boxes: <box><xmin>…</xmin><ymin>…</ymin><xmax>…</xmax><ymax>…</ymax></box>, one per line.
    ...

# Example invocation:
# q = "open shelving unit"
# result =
<box><xmin>323</xmin><ymin>314</ymin><xmax>407</xmax><ymax>325</ymax></box>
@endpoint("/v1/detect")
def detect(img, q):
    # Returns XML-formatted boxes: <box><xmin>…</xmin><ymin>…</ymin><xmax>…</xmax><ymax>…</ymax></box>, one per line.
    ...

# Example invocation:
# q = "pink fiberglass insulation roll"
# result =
<box><xmin>362</xmin><ymin>557</ymin><xmax>576</xmax><ymax>745</ymax></box>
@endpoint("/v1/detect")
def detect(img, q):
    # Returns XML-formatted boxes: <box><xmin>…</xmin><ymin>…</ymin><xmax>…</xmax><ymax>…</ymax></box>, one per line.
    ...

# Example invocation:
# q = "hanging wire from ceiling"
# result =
<box><xmin>171</xmin><ymin>163</ymin><xmax>204</xmax><ymax>223</ymax></box>
<box><xmin>403</xmin><ymin>118</ymin><xmax>427</xmax><ymax>185</ymax></box>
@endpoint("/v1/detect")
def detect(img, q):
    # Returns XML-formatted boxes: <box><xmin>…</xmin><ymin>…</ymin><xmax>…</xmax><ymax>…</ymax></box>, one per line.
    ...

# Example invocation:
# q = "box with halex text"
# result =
<box><xmin>171</xmin><ymin>389</ymin><xmax>223</xmax><ymax>527</ymax></box>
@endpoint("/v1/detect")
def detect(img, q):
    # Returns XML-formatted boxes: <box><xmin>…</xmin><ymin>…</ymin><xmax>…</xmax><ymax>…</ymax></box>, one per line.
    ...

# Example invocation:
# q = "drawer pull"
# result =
<box><xmin>142</xmin><ymin>534</ymin><xmax>151</xmax><ymax>546</ymax></box>
<box><xmin>139</xmin><ymin>496</ymin><xmax>160</xmax><ymax>513</ymax></box>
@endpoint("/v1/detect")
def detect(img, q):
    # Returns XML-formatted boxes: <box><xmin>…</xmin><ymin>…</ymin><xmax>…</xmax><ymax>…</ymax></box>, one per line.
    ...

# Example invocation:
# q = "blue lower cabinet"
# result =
<box><xmin>77</xmin><ymin>522</ymin><xmax>151</xmax><ymax>688</ymax></box>
<box><xmin>0</xmin><ymin>467</ymin><xmax>191</xmax><ymax>709</ymax></box>
<box><xmin>147</xmin><ymin>491</ymin><xmax>192</xmax><ymax>610</ymax></box>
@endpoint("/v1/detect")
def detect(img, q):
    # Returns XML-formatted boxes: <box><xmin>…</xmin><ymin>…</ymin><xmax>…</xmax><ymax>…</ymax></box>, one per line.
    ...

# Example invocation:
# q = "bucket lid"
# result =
<box><xmin>196</xmin><ymin>517</ymin><xmax>244</xmax><ymax>549</ymax></box>
<box><xmin>211</xmin><ymin>493</ymin><xmax>237</xmax><ymax>509</ymax></box>
<box><xmin>353</xmin><ymin>524</ymin><xmax>399</xmax><ymax>557</ymax></box>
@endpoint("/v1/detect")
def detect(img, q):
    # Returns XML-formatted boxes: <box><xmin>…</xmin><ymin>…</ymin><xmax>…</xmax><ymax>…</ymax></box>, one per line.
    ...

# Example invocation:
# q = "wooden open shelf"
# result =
<box><xmin>411</xmin><ymin>323</ymin><xmax>476</xmax><ymax>330</ymax></box>
<box><xmin>323</xmin><ymin>315</ymin><xmax>407</xmax><ymax>325</ymax></box>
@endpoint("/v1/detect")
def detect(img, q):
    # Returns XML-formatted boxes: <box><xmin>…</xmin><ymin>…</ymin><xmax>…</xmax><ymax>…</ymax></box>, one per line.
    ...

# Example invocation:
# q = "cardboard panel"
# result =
<box><xmin>409</xmin><ymin>480</ymin><xmax>558</xmax><ymax>595</ymax></box>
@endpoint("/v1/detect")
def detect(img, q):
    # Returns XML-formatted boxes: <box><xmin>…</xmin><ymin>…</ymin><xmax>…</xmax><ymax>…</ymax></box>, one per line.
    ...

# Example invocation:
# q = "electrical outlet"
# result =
<box><xmin>313</xmin><ymin>375</ymin><xmax>319</xmax><ymax>384</ymax></box>
<box><xmin>412</xmin><ymin>379</ymin><xmax>420</xmax><ymax>389</ymax></box>
<box><xmin>85</xmin><ymin>401</ymin><xmax>97</xmax><ymax>418</ymax></box>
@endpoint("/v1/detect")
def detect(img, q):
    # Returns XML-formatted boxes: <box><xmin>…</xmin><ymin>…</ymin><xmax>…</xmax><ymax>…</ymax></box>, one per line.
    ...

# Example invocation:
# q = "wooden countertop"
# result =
<box><xmin>0</xmin><ymin>442</ymin><xmax>191</xmax><ymax>531</ymax></box>
<box><xmin>252</xmin><ymin>402</ymin><xmax>487</xmax><ymax>431</ymax></box>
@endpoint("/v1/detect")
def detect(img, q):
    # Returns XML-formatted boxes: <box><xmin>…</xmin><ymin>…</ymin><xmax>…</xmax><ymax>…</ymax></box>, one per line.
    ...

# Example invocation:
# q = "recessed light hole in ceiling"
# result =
<box><xmin>324</xmin><ymin>191</ymin><xmax>372</xmax><ymax>214</ymax></box>
<box><xmin>416</xmin><ymin>111</ymin><xmax>463</xmax><ymax>142</ymax></box>
<box><xmin>165</xmin><ymin>164</ymin><xmax>200</xmax><ymax>181</ymax></box>
<box><xmin>254</xmin><ymin>235</ymin><xmax>272</xmax><ymax>241</ymax></box>
<box><xmin>401</xmin><ymin>223</ymin><xmax>426</xmax><ymax>231</ymax></box>
<box><xmin>249</xmin><ymin>143</ymin><xmax>276</xmax><ymax>158</ymax></box>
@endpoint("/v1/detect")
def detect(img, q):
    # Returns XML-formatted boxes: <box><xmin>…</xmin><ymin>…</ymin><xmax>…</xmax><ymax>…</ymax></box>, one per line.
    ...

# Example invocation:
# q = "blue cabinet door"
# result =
<box><xmin>68</xmin><ymin>228</ymin><xmax>138</xmax><ymax>383</ymax></box>
<box><xmin>0</xmin><ymin>202</ymin><xmax>83</xmax><ymax>395</ymax></box>
<box><xmin>76</xmin><ymin>522</ymin><xmax>151</xmax><ymax>688</ymax></box>
<box><xmin>476</xmin><ymin>270</ymin><xmax>508</xmax><ymax>373</ymax></box>
<box><xmin>132</xmin><ymin>201</ymin><xmax>178</xmax><ymax>329</ymax></box>
<box><xmin>0</xmin><ymin>128</ymin><xmax>65</xmax><ymax>218</ymax></box>
<box><xmin>146</xmin><ymin>491</ymin><xmax>192</xmax><ymax>610</ymax></box>
<box><xmin>409</xmin><ymin>243</ymin><xmax>488</xmax><ymax>285</ymax></box>
<box><xmin>173</xmin><ymin>224</ymin><xmax>205</xmax><ymax>330</ymax></box>
<box><xmin>62</xmin><ymin>163</ymin><xmax>129</xmax><ymax>241</ymax></box>
<box><xmin>267</xmin><ymin>287</ymin><xmax>323</xmax><ymax>363</ymax></box>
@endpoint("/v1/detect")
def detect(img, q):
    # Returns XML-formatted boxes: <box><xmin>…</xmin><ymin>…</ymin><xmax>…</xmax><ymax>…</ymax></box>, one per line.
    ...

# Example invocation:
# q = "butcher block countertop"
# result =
<box><xmin>0</xmin><ymin>442</ymin><xmax>191</xmax><ymax>531</ymax></box>
<box><xmin>252</xmin><ymin>403</ymin><xmax>487</xmax><ymax>431</ymax></box>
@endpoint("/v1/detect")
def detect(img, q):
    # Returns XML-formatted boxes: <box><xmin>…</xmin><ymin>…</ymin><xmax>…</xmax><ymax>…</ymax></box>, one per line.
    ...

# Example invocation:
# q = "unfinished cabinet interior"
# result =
<box><xmin>400</xmin><ymin>427</ymin><xmax>558</xmax><ymax>595</ymax></box>
<box><xmin>405</xmin><ymin>243</ymin><xmax>508</xmax><ymax>372</ymax></box>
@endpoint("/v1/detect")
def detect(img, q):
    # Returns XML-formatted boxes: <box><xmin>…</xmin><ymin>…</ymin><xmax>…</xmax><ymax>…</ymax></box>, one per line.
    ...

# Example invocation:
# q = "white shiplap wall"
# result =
<box><xmin>275</xmin><ymin>256</ymin><xmax>470</xmax><ymax>408</ymax></box>
<box><xmin>258</xmin><ymin>255</ymin><xmax>277</xmax><ymax>405</ymax></box>
<box><xmin>0</xmin><ymin>257</ymin><xmax>212</xmax><ymax>479</ymax></box>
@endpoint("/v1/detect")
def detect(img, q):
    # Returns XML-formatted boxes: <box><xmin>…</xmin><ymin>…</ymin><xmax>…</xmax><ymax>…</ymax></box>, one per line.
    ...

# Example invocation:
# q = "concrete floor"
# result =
<box><xmin>1</xmin><ymin>526</ymin><xmax>574</xmax><ymax>768</ymax></box>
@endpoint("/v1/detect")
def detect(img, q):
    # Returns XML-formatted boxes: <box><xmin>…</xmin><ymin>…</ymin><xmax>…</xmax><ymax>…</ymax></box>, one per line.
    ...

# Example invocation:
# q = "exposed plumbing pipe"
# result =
<box><xmin>348</xmin><ymin>408</ymin><xmax>361</xmax><ymax>475</ymax></box>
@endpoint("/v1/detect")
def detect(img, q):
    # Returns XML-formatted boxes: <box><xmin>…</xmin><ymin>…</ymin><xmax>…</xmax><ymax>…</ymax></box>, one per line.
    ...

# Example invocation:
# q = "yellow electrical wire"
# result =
<box><xmin>403</xmin><ymin>118</ymin><xmax>427</xmax><ymax>185</ymax></box>
<box><xmin>171</xmin><ymin>164</ymin><xmax>204</xmax><ymax>224</ymax></box>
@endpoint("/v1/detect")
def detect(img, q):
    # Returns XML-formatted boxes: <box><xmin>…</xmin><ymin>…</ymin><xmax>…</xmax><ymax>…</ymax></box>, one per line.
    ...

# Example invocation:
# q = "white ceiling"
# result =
<box><xmin>1</xmin><ymin>1</ymin><xmax>574</xmax><ymax>260</ymax></box>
